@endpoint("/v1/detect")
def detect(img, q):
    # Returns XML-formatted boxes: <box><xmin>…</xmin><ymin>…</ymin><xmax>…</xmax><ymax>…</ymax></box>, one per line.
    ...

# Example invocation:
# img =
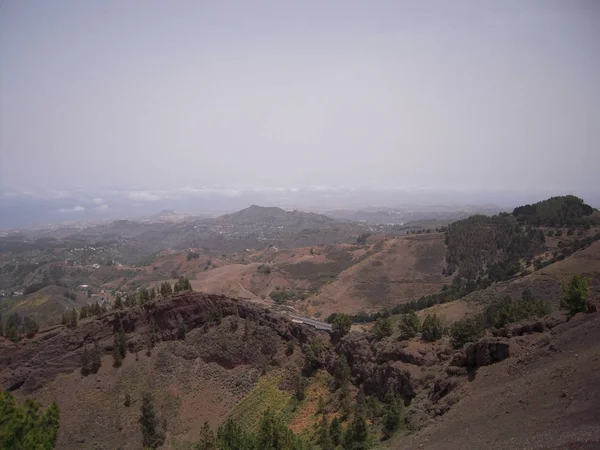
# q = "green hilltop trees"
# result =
<box><xmin>2</xmin><ymin>313</ymin><xmax>39</xmax><ymax>342</ymax></box>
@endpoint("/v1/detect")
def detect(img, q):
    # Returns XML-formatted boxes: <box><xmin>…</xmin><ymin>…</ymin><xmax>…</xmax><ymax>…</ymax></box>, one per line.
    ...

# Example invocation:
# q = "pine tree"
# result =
<box><xmin>317</xmin><ymin>396</ymin><xmax>325</xmax><ymax>414</ymax></box>
<box><xmin>160</xmin><ymin>282</ymin><xmax>172</xmax><ymax>297</ymax></box>
<box><xmin>114</xmin><ymin>294</ymin><xmax>123</xmax><ymax>309</ymax></box>
<box><xmin>79</xmin><ymin>306</ymin><xmax>88</xmax><ymax>319</ymax></box>
<box><xmin>317</xmin><ymin>416</ymin><xmax>334</xmax><ymax>450</ymax></box>
<box><xmin>149</xmin><ymin>287</ymin><xmax>156</xmax><ymax>300</ymax></box>
<box><xmin>81</xmin><ymin>347</ymin><xmax>90</xmax><ymax>376</ymax></box>
<box><xmin>295</xmin><ymin>375</ymin><xmax>306</xmax><ymax>401</ymax></box>
<box><xmin>422</xmin><ymin>313</ymin><xmax>444</xmax><ymax>342</ymax></box>
<box><xmin>22</xmin><ymin>316</ymin><xmax>39</xmax><ymax>336</ymax></box>
<box><xmin>116</xmin><ymin>327</ymin><xmax>127</xmax><ymax>358</ymax></box>
<box><xmin>139</xmin><ymin>287</ymin><xmax>150</xmax><ymax>304</ymax></box>
<box><xmin>196</xmin><ymin>421</ymin><xmax>216</xmax><ymax>450</ymax></box>
<box><xmin>112</xmin><ymin>345</ymin><xmax>122</xmax><ymax>367</ymax></box>
<box><xmin>90</xmin><ymin>342</ymin><xmax>101</xmax><ymax>373</ymax></box>
<box><xmin>68</xmin><ymin>308</ymin><xmax>78</xmax><ymax>329</ymax></box>
<box><xmin>0</xmin><ymin>391</ymin><xmax>60</xmax><ymax>449</ymax></box>
<box><xmin>333</xmin><ymin>355</ymin><xmax>351</xmax><ymax>390</ymax></box>
<box><xmin>562</xmin><ymin>275</ymin><xmax>590</xmax><ymax>316</ymax></box>
<box><xmin>177</xmin><ymin>315</ymin><xmax>186</xmax><ymax>340</ymax></box>
<box><xmin>139</xmin><ymin>392</ymin><xmax>165</xmax><ymax>449</ymax></box>
<box><xmin>0</xmin><ymin>313</ymin><xmax>3</xmax><ymax>336</ymax></box>
<box><xmin>382</xmin><ymin>391</ymin><xmax>402</xmax><ymax>438</ymax></box>
<box><xmin>344</xmin><ymin>409</ymin><xmax>368</xmax><ymax>449</ymax></box>
<box><xmin>340</xmin><ymin>382</ymin><xmax>351</xmax><ymax>419</ymax></box>
<box><xmin>329</xmin><ymin>417</ymin><xmax>342</xmax><ymax>447</ymax></box>
<box><xmin>373</xmin><ymin>317</ymin><xmax>393</xmax><ymax>340</ymax></box>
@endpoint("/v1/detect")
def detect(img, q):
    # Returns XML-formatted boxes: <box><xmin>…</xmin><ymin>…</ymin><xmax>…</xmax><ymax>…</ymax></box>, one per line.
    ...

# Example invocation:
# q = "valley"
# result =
<box><xmin>1</xmin><ymin>195</ymin><xmax>600</xmax><ymax>449</ymax></box>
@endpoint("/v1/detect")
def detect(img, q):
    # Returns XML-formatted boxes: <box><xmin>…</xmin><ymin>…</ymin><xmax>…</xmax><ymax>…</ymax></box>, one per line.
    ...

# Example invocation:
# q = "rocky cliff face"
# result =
<box><xmin>0</xmin><ymin>292</ymin><xmax>318</xmax><ymax>394</ymax></box>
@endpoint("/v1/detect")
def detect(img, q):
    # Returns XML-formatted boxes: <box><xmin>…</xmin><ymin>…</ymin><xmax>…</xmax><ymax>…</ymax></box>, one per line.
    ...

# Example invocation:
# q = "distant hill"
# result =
<box><xmin>513</xmin><ymin>195</ymin><xmax>596</xmax><ymax>226</ymax></box>
<box><xmin>217</xmin><ymin>205</ymin><xmax>335</xmax><ymax>227</ymax></box>
<box><xmin>445</xmin><ymin>196</ymin><xmax>600</xmax><ymax>286</ymax></box>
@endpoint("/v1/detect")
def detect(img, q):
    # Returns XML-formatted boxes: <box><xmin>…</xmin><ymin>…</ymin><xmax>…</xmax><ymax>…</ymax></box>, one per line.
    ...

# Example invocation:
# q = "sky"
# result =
<box><xmin>1</xmin><ymin>0</ymin><xmax>599</xmax><ymax>206</ymax></box>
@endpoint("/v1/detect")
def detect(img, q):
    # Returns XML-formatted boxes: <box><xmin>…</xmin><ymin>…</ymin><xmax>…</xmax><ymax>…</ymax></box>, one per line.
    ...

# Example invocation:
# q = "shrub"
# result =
<box><xmin>421</xmin><ymin>313</ymin><xmax>443</xmax><ymax>342</ymax></box>
<box><xmin>450</xmin><ymin>315</ymin><xmax>485</xmax><ymax>348</ymax></box>
<box><xmin>357</xmin><ymin>233</ymin><xmax>371</xmax><ymax>245</ymax></box>
<box><xmin>484</xmin><ymin>289</ymin><xmax>550</xmax><ymax>328</ymax></box>
<box><xmin>562</xmin><ymin>275</ymin><xmax>590</xmax><ymax>316</ymax></box>
<box><xmin>399</xmin><ymin>311</ymin><xmax>421</xmax><ymax>339</ymax></box>
<box><xmin>257</xmin><ymin>264</ymin><xmax>271</xmax><ymax>275</ymax></box>
<box><xmin>332</xmin><ymin>313</ymin><xmax>352</xmax><ymax>339</ymax></box>
<box><xmin>373</xmin><ymin>317</ymin><xmax>393</xmax><ymax>340</ymax></box>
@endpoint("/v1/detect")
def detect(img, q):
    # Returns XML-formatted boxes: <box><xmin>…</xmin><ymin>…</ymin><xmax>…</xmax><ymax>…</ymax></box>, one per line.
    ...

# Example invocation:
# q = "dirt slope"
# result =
<box><xmin>305</xmin><ymin>234</ymin><xmax>447</xmax><ymax>316</ymax></box>
<box><xmin>392</xmin><ymin>312</ymin><xmax>600</xmax><ymax>450</ymax></box>
<box><xmin>189</xmin><ymin>263</ymin><xmax>298</xmax><ymax>302</ymax></box>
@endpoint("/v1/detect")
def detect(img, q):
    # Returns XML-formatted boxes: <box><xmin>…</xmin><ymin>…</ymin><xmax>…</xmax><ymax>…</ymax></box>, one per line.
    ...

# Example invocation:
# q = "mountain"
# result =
<box><xmin>3</xmin><ymin>195</ymin><xmax>600</xmax><ymax>449</ymax></box>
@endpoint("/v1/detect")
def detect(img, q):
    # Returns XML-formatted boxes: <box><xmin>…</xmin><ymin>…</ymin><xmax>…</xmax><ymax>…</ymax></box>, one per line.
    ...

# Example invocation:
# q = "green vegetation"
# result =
<box><xmin>79</xmin><ymin>301</ymin><xmax>107</xmax><ymax>321</ymax></box>
<box><xmin>421</xmin><ymin>313</ymin><xmax>444</xmax><ymax>342</ymax></box>
<box><xmin>230</xmin><ymin>376</ymin><xmax>292</xmax><ymax>431</ymax></box>
<box><xmin>257</xmin><ymin>264</ymin><xmax>272</xmax><ymax>275</ymax></box>
<box><xmin>382</xmin><ymin>391</ymin><xmax>403</xmax><ymax>439</ymax></box>
<box><xmin>373</xmin><ymin>317</ymin><xmax>393</xmax><ymax>340</ymax></box>
<box><xmin>445</xmin><ymin>214</ymin><xmax>544</xmax><ymax>282</ymax></box>
<box><xmin>562</xmin><ymin>275</ymin><xmax>590</xmax><ymax>317</ymax></box>
<box><xmin>139</xmin><ymin>392</ymin><xmax>166</xmax><ymax>449</ymax></box>
<box><xmin>450</xmin><ymin>315</ymin><xmax>486</xmax><ymax>348</ymax></box>
<box><xmin>187</xmin><ymin>251</ymin><xmax>200</xmax><ymax>261</ymax></box>
<box><xmin>398</xmin><ymin>311</ymin><xmax>421</xmax><ymax>339</ymax></box>
<box><xmin>484</xmin><ymin>289</ymin><xmax>550</xmax><ymax>328</ymax></box>
<box><xmin>160</xmin><ymin>281</ymin><xmax>173</xmax><ymax>297</ymax></box>
<box><xmin>356</xmin><ymin>233</ymin><xmax>371</xmax><ymax>245</ymax></box>
<box><xmin>174</xmin><ymin>277</ymin><xmax>192</xmax><ymax>293</ymax></box>
<box><xmin>61</xmin><ymin>308</ymin><xmax>78</xmax><ymax>329</ymax></box>
<box><xmin>513</xmin><ymin>195</ymin><xmax>594</xmax><ymax>227</ymax></box>
<box><xmin>113</xmin><ymin>326</ymin><xmax>127</xmax><ymax>367</ymax></box>
<box><xmin>81</xmin><ymin>342</ymin><xmax>101</xmax><ymax>376</ymax></box>
<box><xmin>3</xmin><ymin>312</ymin><xmax>39</xmax><ymax>342</ymax></box>
<box><xmin>269</xmin><ymin>288</ymin><xmax>305</xmax><ymax>304</ymax></box>
<box><xmin>0</xmin><ymin>391</ymin><xmax>59</xmax><ymax>449</ymax></box>
<box><xmin>196</xmin><ymin>421</ymin><xmax>216</xmax><ymax>449</ymax></box>
<box><xmin>331</xmin><ymin>313</ymin><xmax>352</xmax><ymax>340</ymax></box>
<box><xmin>216</xmin><ymin>409</ymin><xmax>309</xmax><ymax>450</ymax></box>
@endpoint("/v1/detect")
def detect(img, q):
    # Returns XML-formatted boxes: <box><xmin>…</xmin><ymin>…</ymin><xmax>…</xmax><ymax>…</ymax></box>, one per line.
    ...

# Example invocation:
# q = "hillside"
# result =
<box><xmin>3</xmin><ymin>288</ymin><xmax>600</xmax><ymax>449</ymax></box>
<box><xmin>392</xmin><ymin>311</ymin><xmax>600</xmax><ymax>449</ymax></box>
<box><xmin>0</xmin><ymin>285</ymin><xmax>90</xmax><ymax>327</ymax></box>
<box><xmin>303</xmin><ymin>234</ymin><xmax>447</xmax><ymax>316</ymax></box>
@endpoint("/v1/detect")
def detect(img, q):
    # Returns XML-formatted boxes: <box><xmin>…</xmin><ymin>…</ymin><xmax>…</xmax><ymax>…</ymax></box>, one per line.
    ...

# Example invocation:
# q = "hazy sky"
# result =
<box><xmin>1</xmin><ymin>0</ymin><xmax>599</xmax><ymax>195</ymax></box>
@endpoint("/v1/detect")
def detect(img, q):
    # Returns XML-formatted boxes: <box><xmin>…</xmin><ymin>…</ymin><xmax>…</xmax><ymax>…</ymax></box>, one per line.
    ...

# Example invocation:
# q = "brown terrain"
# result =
<box><xmin>3</xmin><ymin>286</ymin><xmax>600</xmax><ymax>449</ymax></box>
<box><xmin>303</xmin><ymin>234</ymin><xmax>447</xmax><ymax>316</ymax></box>
<box><xmin>0</xmin><ymin>293</ymin><xmax>320</xmax><ymax>449</ymax></box>
<box><xmin>3</xmin><ymin>202</ymin><xmax>600</xmax><ymax>449</ymax></box>
<box><xmin>392</xmin><ymin>310</ymin><xmax>600</xmax><ymax>450</ymax></box>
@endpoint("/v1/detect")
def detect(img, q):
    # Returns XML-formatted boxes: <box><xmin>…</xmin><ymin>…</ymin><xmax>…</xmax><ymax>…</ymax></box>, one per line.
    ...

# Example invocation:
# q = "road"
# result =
<box><xmin>287</xmin><ymin>314</ymin><xmax>333</xmax><ymax>331</ymax></box>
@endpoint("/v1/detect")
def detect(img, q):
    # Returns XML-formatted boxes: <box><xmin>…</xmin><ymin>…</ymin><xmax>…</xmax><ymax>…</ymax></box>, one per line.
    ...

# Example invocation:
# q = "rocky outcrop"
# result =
<box><xmin>0</xmin><ymin>292</ymin><xmax>318</xmax><ymax>394</ymax></box>
<box><xmin>461</xmin><ymin>337</ymin><xmax>512</xmax><ymax>369</ymax></box>
<box><xmin>335</xmin><ymin>334</ymin><xmax>416</xmax><ymax>402</ymax></box>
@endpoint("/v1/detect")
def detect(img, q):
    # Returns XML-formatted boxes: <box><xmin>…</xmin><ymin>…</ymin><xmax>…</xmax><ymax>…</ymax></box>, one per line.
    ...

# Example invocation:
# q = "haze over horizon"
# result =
<box><xmin>1</xmin><ymin>0</ymin><xmax>599</xmax><ymax>227</ymax></box>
